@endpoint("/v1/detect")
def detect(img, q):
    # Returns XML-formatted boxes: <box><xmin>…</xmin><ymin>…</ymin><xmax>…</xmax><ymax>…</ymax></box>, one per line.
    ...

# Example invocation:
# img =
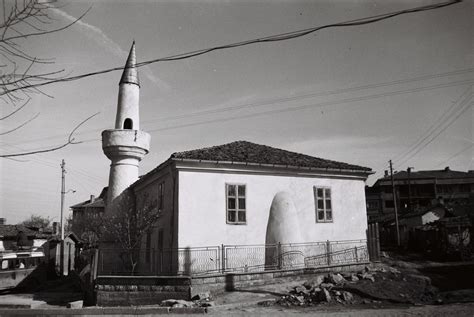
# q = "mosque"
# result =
<box><xmin>77</xmin><ymin>42</ymin><xmax>373</xmax><ymax>275</ymax></box>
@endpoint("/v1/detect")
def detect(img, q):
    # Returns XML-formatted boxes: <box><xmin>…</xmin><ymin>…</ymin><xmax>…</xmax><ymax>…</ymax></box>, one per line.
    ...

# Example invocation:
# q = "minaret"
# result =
<box><xmin>102</xmin><ymin>42</ymin><xmax>150</xmax><ymax>211</ymax></box>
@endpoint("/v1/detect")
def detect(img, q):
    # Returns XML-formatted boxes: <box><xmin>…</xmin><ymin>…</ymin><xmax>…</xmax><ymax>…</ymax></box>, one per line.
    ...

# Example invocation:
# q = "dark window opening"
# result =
<box><xmin>124</xmin><ymin>118</ymin><xmax>133</xmax><ymax>129</ymax></box>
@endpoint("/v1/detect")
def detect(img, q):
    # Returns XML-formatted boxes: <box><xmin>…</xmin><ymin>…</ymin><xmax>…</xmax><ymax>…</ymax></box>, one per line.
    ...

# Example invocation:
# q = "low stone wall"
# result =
<box><xmin>96</xmin><ymin>276</ymin><xmax>191</xmax><ymax>307</ymax></box>
<box><xmin>191</xmin><ymin>262</ymin><xmax>368</xmax><ymax>296</ymax></box>
<box><xmin>95</xmin><ymin>262</ymin><xmax>368</xmax><ymax>306</ymax></box>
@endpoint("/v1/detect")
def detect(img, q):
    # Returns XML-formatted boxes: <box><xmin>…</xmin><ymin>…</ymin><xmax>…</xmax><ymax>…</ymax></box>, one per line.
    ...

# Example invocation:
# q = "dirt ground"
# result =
<box><xmin>210</xmin><ymin>252</ymin><xmax>474</xmax><ymax>314</ymax></box>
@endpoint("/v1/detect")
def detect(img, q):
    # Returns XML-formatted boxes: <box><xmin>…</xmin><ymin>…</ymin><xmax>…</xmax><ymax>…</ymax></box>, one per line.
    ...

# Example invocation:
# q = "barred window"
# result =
<box><xmin>314</xmin><ymin>187</ymin><xmax>332</xmax><ymax>222</ymax></box>
<box><xmin>226</xmin><ymin>184</ymin><xmax>246</xmax><ymax>224</ymax></box>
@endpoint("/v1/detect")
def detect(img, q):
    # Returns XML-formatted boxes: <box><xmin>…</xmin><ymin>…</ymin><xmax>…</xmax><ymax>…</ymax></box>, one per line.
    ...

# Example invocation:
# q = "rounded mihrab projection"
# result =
<box><xmin>265</xmin><ymin>191</ymin><xmax>304</xmax><ymax>269</ymax></box>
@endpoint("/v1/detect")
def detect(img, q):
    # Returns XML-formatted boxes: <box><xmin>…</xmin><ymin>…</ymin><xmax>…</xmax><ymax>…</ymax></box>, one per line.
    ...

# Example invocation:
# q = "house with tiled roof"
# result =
<box><xmin>92</xmin><ymin>44</ymin><xmax>374</xmax><ymax>276</ymax></box>
<box><xmin>70</xmin><ymin>187</ymin><xmax>107</xmax><ymax>245</ymax></box>
<box><xmin>366</xmin><ymin>167</ymin><xmax>474</xmax><ymax>222</ymax></box>
<box><xmin>116</xmin><ymin>140</ymin><xmax>373</xmax><ymax>274</ymax></box>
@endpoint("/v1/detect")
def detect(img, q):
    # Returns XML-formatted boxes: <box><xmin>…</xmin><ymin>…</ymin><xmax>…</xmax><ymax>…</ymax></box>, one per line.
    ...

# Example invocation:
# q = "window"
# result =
<box><xmin>123</xmin><ymin>118</ymin><xmax>133</xmax><ymax>129</ymax></box>
<box><xmin>158</xmin><ymin>182</ymin><xmax>164</xmax><ymax>212</ymax></box>
<box><xmin>226</xmin><ymin>184</ymin><xmax>246</xmax><ymax>224</ymax></box>
<box><xmin>314</xmin><ymin>187</ymin><xmax>332</xmax><ymax>222</ymax></box>
<box><xmin>367</xmin><ymin>201</ymin><xmax>379</xmax><ymax>210</ymax></box>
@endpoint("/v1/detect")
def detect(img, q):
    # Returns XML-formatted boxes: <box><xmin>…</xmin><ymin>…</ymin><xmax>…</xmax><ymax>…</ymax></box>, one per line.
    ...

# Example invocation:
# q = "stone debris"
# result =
<box><xmin>327</xmin><ymin>273</ymin><xmax>346</xmax><ymax>285</ymax></box>
<box><xmin>161</xmin><ymin>299</ymin><xmax>195</xmax><ymax>308</ymax></box>
<box><xmin>342</xmin><ymin>291</ymin><xmax>353</xmax><ymax>302</ymax></box>
<box><xmin>161</xmin><ymin>292</ymin><xmax>214</xmax><ymax>308</ymax></box>
<box><xmin>360</xmin><ymin>272</ymin><xmax>375</xmax><ymax>282</ymax></box>
<box><xmin>191</xmin><ymin>291</ymin><xmax>211</xmax><ymax>301</ymax></box>
<box><xmin>276</xmin><ymin>273</ymin><xmax>356</xmax><ymax>307</ymax></box>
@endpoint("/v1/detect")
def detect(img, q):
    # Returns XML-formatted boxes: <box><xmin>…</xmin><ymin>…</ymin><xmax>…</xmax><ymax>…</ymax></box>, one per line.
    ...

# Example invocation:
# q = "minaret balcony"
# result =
<box><xmin>102</xmin><ymin>129</ymin><xmax>150</xmax><ymax>161</ymax></box>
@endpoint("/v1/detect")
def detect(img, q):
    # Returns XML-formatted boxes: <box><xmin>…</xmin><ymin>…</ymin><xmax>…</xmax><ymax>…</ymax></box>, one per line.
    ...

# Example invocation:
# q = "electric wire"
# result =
<box><xmin>1</xmin><ymin>0</ymin><xmax>462</xmax><ymax>97</ymax></box>
<box><xmin>10</xmin><ymin>67</ymin><xmax>474</xmax><ymax>147</ymax></box>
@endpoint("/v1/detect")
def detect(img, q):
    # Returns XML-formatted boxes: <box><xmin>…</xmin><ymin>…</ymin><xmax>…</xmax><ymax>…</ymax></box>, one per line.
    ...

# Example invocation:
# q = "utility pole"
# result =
<box><xmin>407</xmin><ymin>167</ymin><xmax>412</xmax><ymax>213</ymax></box>
<box><xmin>389</xmin><ymin>160</ymin><xmax>400</xmax><ymax>246</ymax></box>
<box><xmin>60</xmin><ymin>159</ymin><xmax>66</xmax><ymax>241</ymax></box>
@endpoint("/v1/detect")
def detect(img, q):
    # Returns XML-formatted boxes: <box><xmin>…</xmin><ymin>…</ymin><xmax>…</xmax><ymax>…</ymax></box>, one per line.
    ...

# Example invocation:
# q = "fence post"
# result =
<box><xmin>354</xmin><ymin>246</ymin><xmax>358</xmax><ymax>263</ymax></box>
<box><xmin>221</xmin><ymin>244</ymin><xmax>226</xmax><ymax>273</ymax></box>
<box><xmin>326</xmin><ymin>240</ymin><xmax>331</xmax><ymax>266</ymax></box>
<box><xmin>367</xmin><ymin>225</ymin><xmax>373</xmax><ymax>261</ymax></box>
<box><xmin>150</xmin><ymin>248</ymin><xmax>154</xmax><ymax>273</ymax></box>
<box><xmin>160</xmin><ymin>250</ymin><xmax>163</xmax><ymax>274</ymax></box>
<box><xmin>90</xmin><ymin>250</ymin><xmax>96</xmax><ymax>284</ymax></box>
<box><xmin>375</xmin><ymin>222</ymin><xmax>381</xmax><ymax>261</ymax></box>
<box><xmin>277</xmin><ymin>242</ymin><xmax>282</xmax><ymax>270</ymax></box>
<box><xmin>93</xmin><ymin>248</ymin><xmax>99</xmax><ymax>281</ymax></box>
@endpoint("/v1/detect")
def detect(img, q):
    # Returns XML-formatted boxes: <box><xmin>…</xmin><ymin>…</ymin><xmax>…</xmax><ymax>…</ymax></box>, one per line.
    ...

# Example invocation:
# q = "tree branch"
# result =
<box><xmin>0</xmin><ymin>112</ymin><xmax>99</xmax><ymax>157</ymax></box>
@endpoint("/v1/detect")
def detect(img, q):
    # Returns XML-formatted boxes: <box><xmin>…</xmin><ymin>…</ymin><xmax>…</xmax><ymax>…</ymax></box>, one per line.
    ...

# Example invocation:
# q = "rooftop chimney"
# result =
<box><xmin>444</xmin><ymin>166</ymin><xmax>450</xmax><ymax>171</ymax></box>
<box><xmin>384</xmin><ymin>170</ymin><xmax>389</xmax><ymax>177</ymax></box>
<box><xmin>0</xmin><ymin>218</ymin><xmax>5</xmax><ymax>225</ymax></box>
<box><xmin>90</xmin><ymin>195</ymin><xmax>95</xmax><ymax>203</ymax></box>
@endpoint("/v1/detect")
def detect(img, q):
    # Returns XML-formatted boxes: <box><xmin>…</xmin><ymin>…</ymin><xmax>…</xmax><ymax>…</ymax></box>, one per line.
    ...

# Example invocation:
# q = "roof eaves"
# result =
<box><xmin>172</xmin><ymin>157</ymin><xmax>373</xmax><ymax>175</ymax></box>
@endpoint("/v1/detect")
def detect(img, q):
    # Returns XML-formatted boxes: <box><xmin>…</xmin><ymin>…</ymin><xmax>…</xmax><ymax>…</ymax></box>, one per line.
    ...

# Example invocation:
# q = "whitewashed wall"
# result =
<box><xmin>178</xmin><ymin>170</ymin><xmax>368</xmax><ymax>248</ymax></box>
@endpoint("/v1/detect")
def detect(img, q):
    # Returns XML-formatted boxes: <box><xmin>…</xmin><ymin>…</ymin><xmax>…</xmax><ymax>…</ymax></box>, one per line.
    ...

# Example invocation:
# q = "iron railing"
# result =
<box><xmin>97</xmin><ymin>239</ymin><xmax>368</xmax><ymax>276</ymax></box>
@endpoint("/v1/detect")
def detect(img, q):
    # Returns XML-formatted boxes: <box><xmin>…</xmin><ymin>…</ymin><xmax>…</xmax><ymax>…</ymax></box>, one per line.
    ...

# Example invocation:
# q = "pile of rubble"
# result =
<box><xmin>160</xmin><ymin>292</ymin><xmax>215</xmax><ymax>308</ymax></box>
<box><xmin>276</xmin><ymin>267</ymin><xmax>397</xmax><ymax>307</ymax></box>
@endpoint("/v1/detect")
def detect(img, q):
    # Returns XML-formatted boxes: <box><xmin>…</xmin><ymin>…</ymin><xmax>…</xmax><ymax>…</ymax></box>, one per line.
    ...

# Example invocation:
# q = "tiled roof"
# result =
<box><xmin>379</xmin><ymin>168</ymin><xmax>474</xmax><ymax>181</ymax></box>
<box><xmin>70</xmin><ymin>198</ymin><xmax>105</xmax><ymax>209</ymax></box>
<box><xmin>0</xmin><ymin>225</ymin><xmax>53</xmax><ymax>239</ymax></box>
<box><xmin>70</xmin><ymin>187</ymin><xmax>107</xmax><ymax>209</ymax></box>
<box><xmin>170</xmin><ymin>141</ymin><xmax>372</xmax><ymax>172</ymax></box>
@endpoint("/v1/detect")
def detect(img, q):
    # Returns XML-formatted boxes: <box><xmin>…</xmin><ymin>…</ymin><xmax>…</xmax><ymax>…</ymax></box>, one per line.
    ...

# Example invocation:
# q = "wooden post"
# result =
<box><xmin>59</xmin><ymin>240</ymin><xmax>64</xmax><ymax>276</ymax></box>
<box><xmin>93</xmin><ymin>248</ymin><xmax>99</xmax><ymax>280</ymax></box>
<box><xmin>150</xmin><ymin>248</ymin><xmax>154</xmax><ymax>273</ymax></box>
<box><xmin>277</xmin><ymin>242</ymin><xmax>282</xmax><ymax>270</ymax></box>
<box><xmin>90</xmin><ymin>250</ymin><xmax>96</xmax><ymax>284</ymax></box>
<box><xmin>390</xmin><ymin>160</ymin><xmax>401</xmax><ymax>246</ymax></box>
<box><xmin>326</xmin><ymin>240</ymin><xmax>331</xmax><ymax>266</ymax></box>
<box><xmin>375</xmin><ymin>222</ymin><xmax>381</xmax><ymax>261</ymax></box>
<box><xmin>221</xmin><ymin>244</ymin><xmax>226</xmax><ymax>273</ymax></box>
<box><xmin>354</xmin><ymin>246</ymin><xmax>358</xmax><ymax>262</ymax></box>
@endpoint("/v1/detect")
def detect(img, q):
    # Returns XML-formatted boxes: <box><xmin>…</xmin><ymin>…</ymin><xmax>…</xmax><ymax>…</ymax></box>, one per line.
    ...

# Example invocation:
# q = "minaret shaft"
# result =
<box><xmin>102</xmin><ymin>42</ymin><xmax>150</xmax><ymax>213</ymax></box>
<box><xmin>115</xmin><ymin>83</ymin><xmax>140</xmax><ymax>130</ymax></box>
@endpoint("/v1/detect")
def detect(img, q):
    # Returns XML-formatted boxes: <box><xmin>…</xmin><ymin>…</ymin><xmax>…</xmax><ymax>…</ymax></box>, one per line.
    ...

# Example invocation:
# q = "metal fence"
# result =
<box><xmin>97</xmin><ymin>239</ymin><xmax>368</xmax><ymax>276</ymax></box>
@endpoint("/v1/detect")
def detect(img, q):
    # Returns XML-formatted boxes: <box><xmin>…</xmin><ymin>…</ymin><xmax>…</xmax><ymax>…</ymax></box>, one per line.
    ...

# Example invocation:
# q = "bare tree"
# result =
<box><xmin>101</xmin><ymin>189</ymin><xmax>160</xmax><ymax>274</ymax></box>
<box><xmin>0</xmin><ymin>0</ymin><xmax>92</xmax><ymax>157</ymax></box>
<box><xmin>18</xmin><ymin>213</ymin><xmax>51</xmax><ymax>229</ymax></box>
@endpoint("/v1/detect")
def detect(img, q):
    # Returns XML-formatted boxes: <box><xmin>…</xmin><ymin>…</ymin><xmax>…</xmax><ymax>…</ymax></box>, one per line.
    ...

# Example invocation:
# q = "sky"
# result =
<box><xmin>0</xmin><ymin>0</ymin><xmax>472</xmax><ymax>224</ymax></box>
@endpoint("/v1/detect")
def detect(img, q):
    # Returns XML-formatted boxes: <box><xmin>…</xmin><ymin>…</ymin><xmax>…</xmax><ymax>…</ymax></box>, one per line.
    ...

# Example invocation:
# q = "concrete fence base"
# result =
<box><xmin>95</xmin><ymin>276</ymin><xmax>191</xmax><ymax>307</ymax></box>
<box><xmin>191</xmin><ymin>262</ymin><xmax>368</xmax><ymax>296</ymax></box>
<box><xmin>95</xmin><ymin>262</ymin><xmax>368</xmax><ymax>306</ymax></box>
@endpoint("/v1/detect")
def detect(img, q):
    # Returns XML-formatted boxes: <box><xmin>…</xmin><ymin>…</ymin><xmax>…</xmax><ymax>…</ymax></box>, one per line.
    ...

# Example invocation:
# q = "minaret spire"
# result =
<box><xmin>119</xmin><ymin>41</ymin><xmax>140</xmax><ymax>87</ymax></box>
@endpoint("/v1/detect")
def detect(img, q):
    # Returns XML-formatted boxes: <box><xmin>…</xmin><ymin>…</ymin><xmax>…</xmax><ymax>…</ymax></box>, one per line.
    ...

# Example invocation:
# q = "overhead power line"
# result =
<box><xmin>370</xmin><ymin>86</ymin><xmax>472</xmax><ymax>179</ymax></box>
<box><xmin>434</xmin><ymin>143</ymin><xmax>474</xmax><ymax>168</ymax></box>
<box><xmin>391</xmin><ymin>87</ymin><xmax>472</xmax><ymax>166</ymax></box>
<box><xmin>10</xmin><ymin>67</ymin><xmax>474</xmax><ymax>147</ymax></box>
<box><xmin>394</xmin><ymin>91</ymin><xmax>473</xmax><ymax>169</ymax></box>
<box><xmin>1</xmin><ymin>0</ymin><xmax>462</xmax><ymax>97</ymax></box>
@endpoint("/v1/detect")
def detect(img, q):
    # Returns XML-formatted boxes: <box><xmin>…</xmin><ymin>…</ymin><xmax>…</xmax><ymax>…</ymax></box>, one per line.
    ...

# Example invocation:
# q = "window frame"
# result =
<box><xmin>314</xmin><ymin>186</ymin><xmax>333</xmax><ymax>223</ymax></box>
<box><xmin>225</xmin><ymin>183</ymin><xmax>247</xmax><ymax>225</ymax></box>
